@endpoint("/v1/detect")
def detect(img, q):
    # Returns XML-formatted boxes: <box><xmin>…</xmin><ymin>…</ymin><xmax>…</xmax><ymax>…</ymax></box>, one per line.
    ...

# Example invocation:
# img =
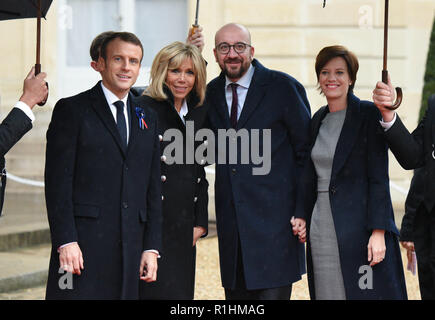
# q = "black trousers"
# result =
<box><xmin>224</xmin><ymin>237</ymin><xmax>292</xmax><ymax>300</ymax></box>
<box><xmin>413</xmin><ymin>205</ymin><xmax>435</xmax><ymax>300</ymax></box>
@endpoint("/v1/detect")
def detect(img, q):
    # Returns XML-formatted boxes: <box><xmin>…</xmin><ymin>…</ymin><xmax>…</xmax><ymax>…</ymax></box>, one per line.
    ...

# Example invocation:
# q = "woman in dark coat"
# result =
<box><xmin>294</xmin><ymin>45</ymin><xmax>407</xmax><ymax>300</ymax></box>
<box><xmin>138</xmin><ymin>42</ymin><xmax>209</xmax><ymax>300</ymax></box>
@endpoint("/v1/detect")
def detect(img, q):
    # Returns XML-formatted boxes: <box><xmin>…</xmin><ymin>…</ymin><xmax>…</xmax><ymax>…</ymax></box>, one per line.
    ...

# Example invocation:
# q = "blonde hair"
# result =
<box><xmin>145</xmin><ymin>41</ymin><xmax>207</xmax><ymax>107</ymax></box>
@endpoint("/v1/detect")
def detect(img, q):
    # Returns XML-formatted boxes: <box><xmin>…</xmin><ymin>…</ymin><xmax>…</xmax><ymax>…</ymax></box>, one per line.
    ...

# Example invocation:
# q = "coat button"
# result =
<box><xmin>232</xmin><ymin>168</ymin><xmax>236</xmax><ymax>174</ymax></box>
<box><xmin>194</xmin><ymin>197</ymin><xmax>198</xmax><ymax>203</ymax></box>
<box><xmin>330</xmin><ymin>187</ymin><xmax>336</xmax><ymax>195</ymax></box>
<box><xmin>159</xmin><ymin>135</ymin><xmax>163</xmax><ymax>142</ymax></box>
<box><xmin>122</xmin><ymin>202</ymin><xmax>128</xmax><ymax>209</ymax></box>
<box><xmin>161</xmin><ymin>175</ymin><xmax>166</xmax><ymax>182</ymax></box>
<box><xmin>161</xmin><ymin>155</ymin><xmax>167</xmax><ymax>162</ymax></box>
<box><xmin>162</xmin><ymin>195</ymin><xmax>165</xmax><ymax>201</ymax></box>
<box><xmin>197</xmin><ymin>178</ymin><xmax>201</xmax><ymax>183</ymax></box>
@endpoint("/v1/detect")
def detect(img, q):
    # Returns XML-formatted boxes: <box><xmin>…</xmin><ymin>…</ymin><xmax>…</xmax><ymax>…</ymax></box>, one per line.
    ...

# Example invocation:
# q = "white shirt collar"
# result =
<box><xmin>178</xmin><ymin>99</ymin><xmax>188</xmax><ymax>124</ymax></box>
<box><xmin>225</xmin><ymin>63</ymin><xmax>255</xmax><ymax>89</ymax></box>
<box><xmin>100</xmin><ymin>82</ymin><xmax>129</xmax><ymax>107</ymax></box>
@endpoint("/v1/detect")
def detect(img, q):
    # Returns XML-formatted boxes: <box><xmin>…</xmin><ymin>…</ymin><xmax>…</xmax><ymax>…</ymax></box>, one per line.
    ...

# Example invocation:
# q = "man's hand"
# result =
<box><xmin>187</xmin><ymin>25</ymin><xmax>204</xmax><ymax>53</ymax></box>
<box><xmin>368</xmin><ymin>229</ymin><xmax>386</xmax><ymax>267</ymax></box>
<box><xmin>193</xmin><ymin>226</ymin><xmax>206</xmax><ymax>246</ymax></box>
<box><xmin>372</xmin><ymin>74</ymin><xmax>396</xmax><ymax>122</ymax></box>
<box><xmin>291</xmin><ymin>217</ymin><xmax>306</xmax><ymax>243</ymax></box>
<box><xmin>19</xmin><ymin>67</ymin><xmax>48</xmax><ymax>109</ymax></box>
<box><xmin>58</xmin><ymin>242</ymin><xmax>84</xmax><ymax>275</ymax></box>
<box><xmin>139</xmin><ymin>251</ymin><xmax>158</xmax><ymax>282</ymax></box>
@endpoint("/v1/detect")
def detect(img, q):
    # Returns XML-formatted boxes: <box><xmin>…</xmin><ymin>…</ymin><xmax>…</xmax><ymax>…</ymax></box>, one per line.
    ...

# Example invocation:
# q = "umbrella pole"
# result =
<box><xmin>35</xmin><ymin>0</ymin><xmax>41</xmax><ymax>75</ymax></box>
<box><xmin>382</xmin><ymin>0</ymin><xmax>388</xmax><ymax>83</ymax></box>
<box><xmin>35</xmin><ymin>0</ymin><xmax>48</xmax><ymax>106</ymax></box>
<box><xmin>382</xmin><ymin>0</ymin><xmax>402</xmax><ymax>110</ymax></box>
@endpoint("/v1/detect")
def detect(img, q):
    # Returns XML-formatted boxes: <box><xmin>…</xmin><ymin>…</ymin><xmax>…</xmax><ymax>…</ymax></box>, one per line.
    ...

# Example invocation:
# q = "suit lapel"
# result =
<box><xmin>310</xmin><ymin>106</ymin><xmax>328</xmax><ymax>148</ymax></box>
<box><xmin>126</xmin><ymin>93</ymin><xmax>140</xmax><ymax>155</ymax></box>
<box><xmin>213</xmin><ymin>75</ymin><xmax>231</xmax><ymax>129</ymax></box>
<box><xmin>236</xmin><ymin>59</ymin><xmax>267</xmax><ymax>129</ymax></box>
<box><xmin>331</xmin><ymin>93</ymin><xmax>364</xmax><ymax>177</ymax></box>
<box><xmin>90</xmin><ymin>82</ymin><xmax>127</xmax><ymax>157</ymax></box>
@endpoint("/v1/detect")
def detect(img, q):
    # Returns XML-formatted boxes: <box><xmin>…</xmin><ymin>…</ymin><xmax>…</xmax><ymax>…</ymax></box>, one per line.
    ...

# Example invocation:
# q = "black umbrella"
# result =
<box><xmin>0</xmin><ymin>0</ymin><xmax>52</xmax><ymax>106</ymax></box>
<box><xmin>323</xmin><ymin>0</ymin><xmax>402</xmax><ymax>109</ymax></box>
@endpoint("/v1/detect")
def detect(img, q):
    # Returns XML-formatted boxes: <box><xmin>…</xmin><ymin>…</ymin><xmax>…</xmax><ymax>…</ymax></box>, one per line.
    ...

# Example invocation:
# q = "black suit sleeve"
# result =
<box><xmin>194</xmin><ymin>164</ymin><xmax>209</xmax><ymax>236</ymax></box>
<box><xmin>385</xmin><ymin>114</ymin><xmax>425</xmax><ymax>170</ymax></box>
<box><xmin>0</xmin><ymin>107</ymin><xmax>32</xmax><ymax>157</ymax></box>
<box><xmin>143</xmin><ymin>113</ymin><xmax>163</xmax><ymax>252</ymax></box>
<box><xmin>45</xmin><ymin>99</ymin><xmax>80</xmax><ymax>249</ymax></box>
<box><xmin>384</xmin><ymin>94</ymin><xmax>435</xmax><ymax>170</ymax></box>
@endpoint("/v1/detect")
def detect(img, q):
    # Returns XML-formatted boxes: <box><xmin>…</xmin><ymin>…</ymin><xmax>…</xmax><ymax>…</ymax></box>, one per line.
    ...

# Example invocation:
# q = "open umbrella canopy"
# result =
<box><xmin>0</xmin><ymin>0</ymin><xmax>52</xmax><ymax>21</ymax></box>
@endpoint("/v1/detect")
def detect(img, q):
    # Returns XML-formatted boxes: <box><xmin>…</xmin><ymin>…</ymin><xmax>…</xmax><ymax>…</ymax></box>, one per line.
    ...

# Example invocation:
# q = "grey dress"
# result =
<box><xmin>309</xmin><ymin>108</ymin><xmax>346</xmax><ymax>300</ymax></box>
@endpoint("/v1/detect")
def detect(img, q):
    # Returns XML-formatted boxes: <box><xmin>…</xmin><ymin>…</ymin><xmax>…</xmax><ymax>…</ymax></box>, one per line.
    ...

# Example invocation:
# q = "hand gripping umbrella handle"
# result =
<box><xmin>35</xmin><ymin>63</ymin><xmax>49</xmax><ymax>107</ymax></box>
<box><xmin>189</xmin><ymin>24</ymin><xmax>199</xmax><ymax>37</ymax></box>
<box><xmin>382</xmin><ymin>70</ymin><xmax>402</xmax><ymax>110</ymax></box>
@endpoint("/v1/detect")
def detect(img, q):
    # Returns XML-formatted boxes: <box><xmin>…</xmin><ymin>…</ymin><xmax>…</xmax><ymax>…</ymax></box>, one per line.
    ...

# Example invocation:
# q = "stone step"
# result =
<box><xmin>0</xmin><ymin>193</ymin><xmax>49</xmax><ymax>251</ymax></box>
<box><xmin>0</xmin><ymin>244</ymin><xmax>50</xmax><ymax>294</ymax></box>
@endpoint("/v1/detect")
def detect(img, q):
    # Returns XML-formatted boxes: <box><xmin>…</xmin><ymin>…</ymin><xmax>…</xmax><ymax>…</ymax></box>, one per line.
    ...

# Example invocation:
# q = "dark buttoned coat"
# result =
<box><xmin>205</xmin><ymin>59</ymin><xmax>311</xmax><ymax>290</ymax></box>
<box><xmin>296</xmin><ymin>93</ymin><xmax>407</xmax><ymax>299</ymax></box>
<box><xmin>137</xmin><ymin>90</ymin><xmax>208</xmax><ymax>299</ymax></box>
<box><xmin>45</xmin><ymin>82</ymin><xmax>162</xmax><ymax>299</ymax></box>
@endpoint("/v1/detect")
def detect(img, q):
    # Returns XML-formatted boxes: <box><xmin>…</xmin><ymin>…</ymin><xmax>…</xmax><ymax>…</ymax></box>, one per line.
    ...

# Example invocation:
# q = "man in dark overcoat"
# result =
<box><xmin>205</xmin><ymin>23</ymin><xmax>311</xmax><ymax>300</ymax></box>
<box><xmin>44</xmin><ymin>32</ymin><xmax>162</xmax><ymax>299</ymax></box>
<box><xmin>374</xmin><ymin>79</ymin><xmax>435</xmax><ymax>299</ymax></box>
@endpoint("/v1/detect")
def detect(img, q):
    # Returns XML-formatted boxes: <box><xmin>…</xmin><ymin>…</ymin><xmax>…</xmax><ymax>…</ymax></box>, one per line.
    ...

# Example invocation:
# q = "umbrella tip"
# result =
<box><xmin>323</xmin><ymin>0</ymin><xmax>326</xmax><ymax>8</ymax></box>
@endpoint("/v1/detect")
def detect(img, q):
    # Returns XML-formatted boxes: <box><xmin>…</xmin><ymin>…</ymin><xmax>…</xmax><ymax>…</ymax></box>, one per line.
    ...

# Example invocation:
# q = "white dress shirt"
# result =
<box><xmin>225</xmin><ymin>64</ymin><xmax>255</xmax><ymax>120</ymax></box>
<box><xmin>101</xmin><ymin>82</ymin><xmax>130</xmax><ymax>142</ymax></box>
<box><xmin>177</xmin><ymin>99</ymin><xmax>189</xmax><ymax>124</ymax></box>
<box><xmin>379</xmin><ymin>112</ymin><xmax>397</xmax><ymax>131</ymax></box>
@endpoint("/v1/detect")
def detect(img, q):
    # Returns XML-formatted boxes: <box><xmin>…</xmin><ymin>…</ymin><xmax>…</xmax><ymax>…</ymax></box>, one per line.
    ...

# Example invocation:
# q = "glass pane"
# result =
<box><xmin>66</xmin><ymin>0</ymin><xmax>119</xmax><ymax>67</ymax></box>
<box><xmin>135</xmin><ymin>0</ymin><xmax>188</xmax><ymax>67</ymax></box>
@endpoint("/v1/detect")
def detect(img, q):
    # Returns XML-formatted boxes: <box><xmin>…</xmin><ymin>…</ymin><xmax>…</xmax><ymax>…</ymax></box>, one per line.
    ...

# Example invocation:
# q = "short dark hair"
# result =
<box><xmin>90</xmin><ymin>31</ymin><xmax>115</xmax><ymax>61</ymax></box>
<box><xmin>100</xmin><ymin>32</ymin><xmax>144</xmax><ymax>63</ymax></box>
<box><xmin>315</xmin><ymin>45</ymin><xmax>359</xmax><ymax>92</ymax></box>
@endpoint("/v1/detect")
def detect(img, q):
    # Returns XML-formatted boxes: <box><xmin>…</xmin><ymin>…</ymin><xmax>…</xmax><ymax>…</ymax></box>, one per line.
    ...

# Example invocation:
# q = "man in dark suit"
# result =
<box><xmin>0</xmin><ymin>67</ymin><xmax>48</xmax><ymax>215</ymax></box>
<box><xmin>205</xmin><ymin>23</ymin><xmax>311</xmax><ymax>300</ymax></box>
<box><xmin>44</xmin><ymin>32</ymin><xmax>162</xmax><ymax>299</ymax></box>
<box><xmin>373</xmin><ymin>79</ymin><xmax>435</xmax><ymax>299</ymax></box>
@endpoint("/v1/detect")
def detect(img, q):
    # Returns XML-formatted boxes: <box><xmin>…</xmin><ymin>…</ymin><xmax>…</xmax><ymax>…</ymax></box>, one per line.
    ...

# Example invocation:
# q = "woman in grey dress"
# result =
<box><xmin>293</xmin><ymin>46</ymin><xmax>407</xmax><ymax>299</ymax></box>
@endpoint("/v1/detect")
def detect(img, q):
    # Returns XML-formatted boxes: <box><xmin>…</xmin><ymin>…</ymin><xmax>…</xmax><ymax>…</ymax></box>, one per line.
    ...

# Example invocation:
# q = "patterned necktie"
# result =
<box><xmin>114</xmin><ymin>100</ymin><xmax>127</xmax><ymax>148</ymax></box>
<box><xmin>229</xmin><ymin>83</ymin><xmax>239</xmax><ymax>128</ymax></box>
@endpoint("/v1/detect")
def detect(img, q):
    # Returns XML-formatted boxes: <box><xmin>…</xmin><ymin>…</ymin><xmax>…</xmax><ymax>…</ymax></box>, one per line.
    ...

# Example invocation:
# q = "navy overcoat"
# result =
<box><xmin>296</xmin><ymin>93</ymin><xmax>407</xmax><ymax>299</ymax></box>
<box><xmin>205</xmin><ymin>59</ymin><xmax>311</xmax><ymax>290</ymax></box>
<box><xmin>45</xmin><ymin>82</ymin><xmax>162</xmax><ymax>299</ymax></box>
